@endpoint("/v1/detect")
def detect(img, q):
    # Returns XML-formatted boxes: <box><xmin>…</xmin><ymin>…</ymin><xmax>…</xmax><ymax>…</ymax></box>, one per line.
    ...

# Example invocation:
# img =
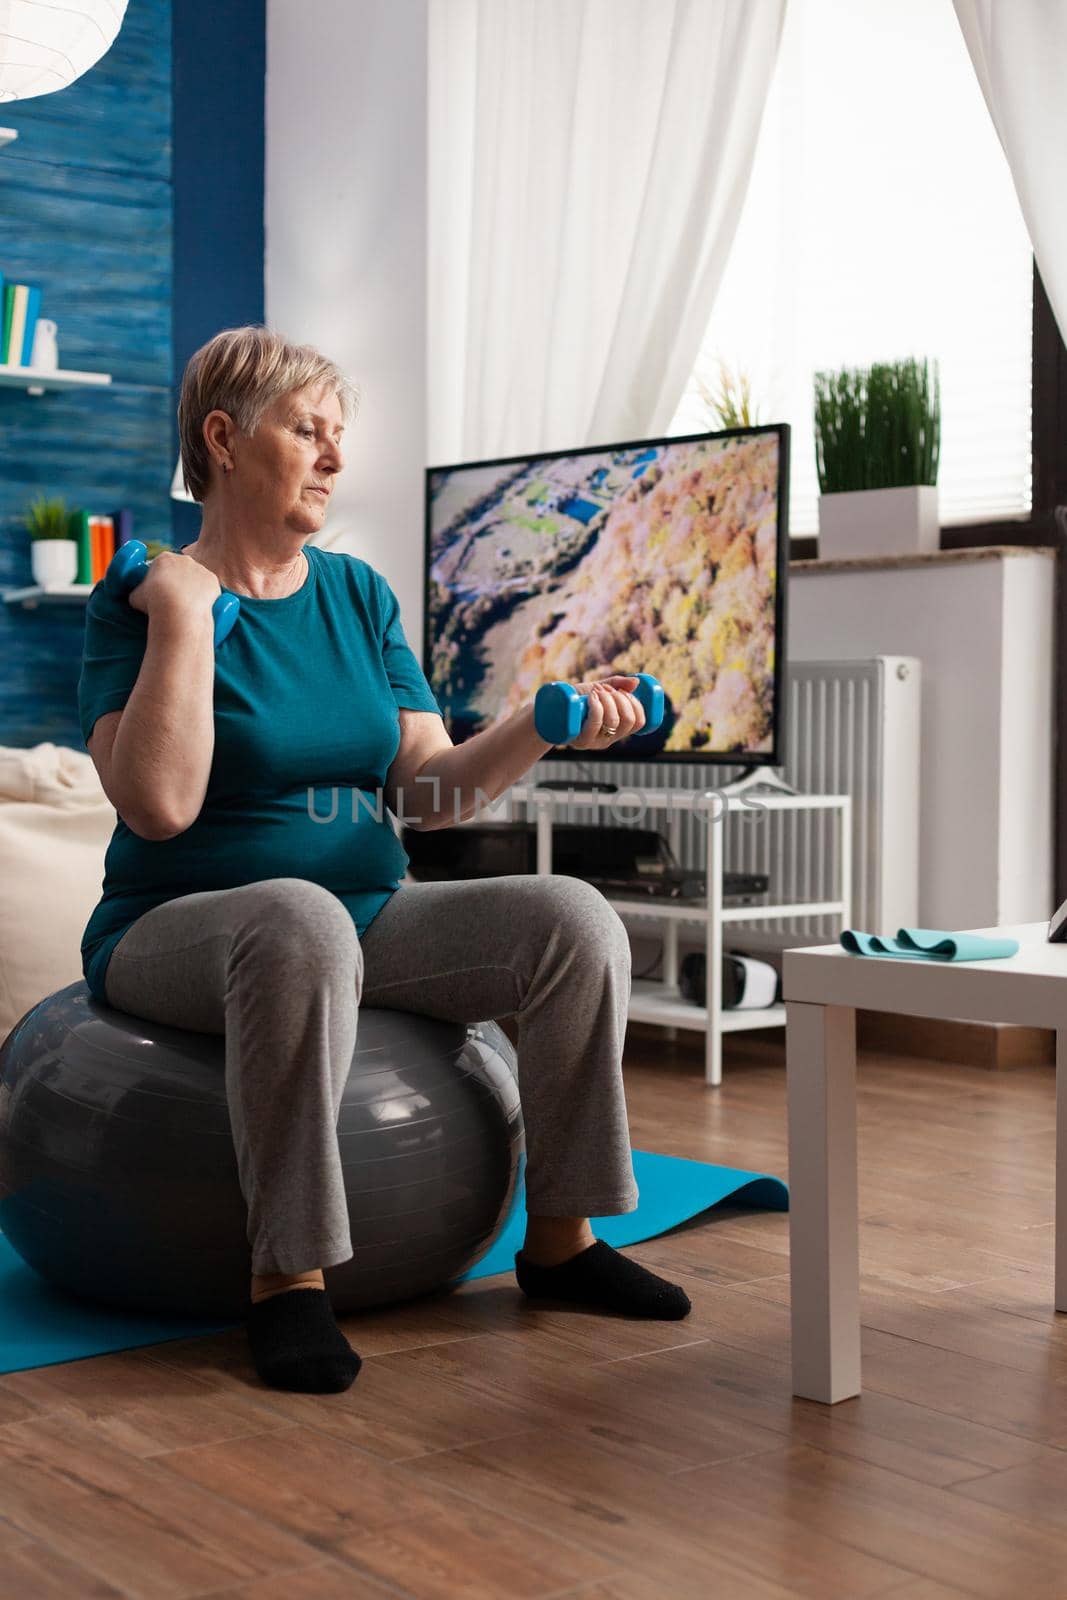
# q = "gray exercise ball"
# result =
<box><xmin>0</xmin><ymin>980</ymin><xmax>524</xmax><ymax>1320</ymax></box>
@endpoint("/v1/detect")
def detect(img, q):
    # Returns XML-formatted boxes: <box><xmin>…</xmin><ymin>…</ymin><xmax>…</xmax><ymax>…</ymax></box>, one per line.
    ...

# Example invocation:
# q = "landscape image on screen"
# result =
<box><xmin>426</xmin><ymin>430</ymin><xmax>781</xmax><ymax>755</ymax></box>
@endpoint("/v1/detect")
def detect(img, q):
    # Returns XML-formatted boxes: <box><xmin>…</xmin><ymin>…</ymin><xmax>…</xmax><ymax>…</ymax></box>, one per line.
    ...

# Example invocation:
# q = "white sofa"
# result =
<box><xmin>0</xmin><ymin>743</ymin><xmax>116</xmax><ymax>1045</ymax></box>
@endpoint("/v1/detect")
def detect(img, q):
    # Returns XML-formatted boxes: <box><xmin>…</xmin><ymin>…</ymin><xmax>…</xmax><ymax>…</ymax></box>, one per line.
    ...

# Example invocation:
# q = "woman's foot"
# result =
<box><xmin>517</xmin><ymin>1218</ymin><xmax>692</xmax><ymax>1321</ymax></box>
<box><xmin>246</xmin><ymin>1267</ymin><xmax>361</xmax><ymax>1393</ymax></box>
<box><xmin>250</xmin><ymin>1267</ymin><xmax>325</xmax><ymax>1305</ymax></box>
<box><xmin>515</xmin><ymin>1239</ymin><xmax>691</xmax><ymax>1320</ymax></box>
<box><xmin>521</xmin><ymin>1217</ymin><xmax>596</xmax><ymax>1267</ymax></box>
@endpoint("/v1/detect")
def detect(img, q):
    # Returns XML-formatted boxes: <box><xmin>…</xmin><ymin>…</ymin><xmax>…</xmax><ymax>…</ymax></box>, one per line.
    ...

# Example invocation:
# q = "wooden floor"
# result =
<box><xmin>2</xmin><ymin>1025</ymin><xmax>1066</xmax><ymax>1600</ymax></box>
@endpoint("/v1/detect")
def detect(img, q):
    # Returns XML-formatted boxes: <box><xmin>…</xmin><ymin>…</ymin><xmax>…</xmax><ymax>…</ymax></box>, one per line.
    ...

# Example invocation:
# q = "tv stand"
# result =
<box><xmin>499</xmin><ymin>782</ymin><xmax>852</xmax><ymax>1085</ymax></box>
<box><xmin>718</xmin><ymin>766</ymin><xmax>799</xmax><ymax>798</ymax></box>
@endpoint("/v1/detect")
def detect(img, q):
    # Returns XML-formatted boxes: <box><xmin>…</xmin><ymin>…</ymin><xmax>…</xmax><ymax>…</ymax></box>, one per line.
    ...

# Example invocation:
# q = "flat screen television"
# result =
<box><xmin>423</xmin><ymin>422</ymin><xmax>790</xmax><ymax>769</ymax></box>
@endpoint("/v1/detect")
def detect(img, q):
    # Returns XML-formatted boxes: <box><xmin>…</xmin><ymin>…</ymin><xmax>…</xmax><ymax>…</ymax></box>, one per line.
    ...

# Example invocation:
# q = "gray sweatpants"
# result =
<box><xmin>103</xmin><ymin>873</ymin><xmax>639</xmax><ymax>1276</ymax></box>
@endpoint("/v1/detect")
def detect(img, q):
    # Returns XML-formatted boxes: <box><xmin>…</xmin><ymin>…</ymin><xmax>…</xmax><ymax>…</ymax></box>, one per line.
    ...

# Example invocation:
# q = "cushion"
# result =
<box><xmin>0</xmin><ymin>743</ymin><xmax>115</xmax><ymax>1045</ymax></box>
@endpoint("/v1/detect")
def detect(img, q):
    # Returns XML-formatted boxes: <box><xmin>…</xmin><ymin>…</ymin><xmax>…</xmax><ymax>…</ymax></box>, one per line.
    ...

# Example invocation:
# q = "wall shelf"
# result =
<box><xmin>0</xmin><ymin>365</ymin><xmax>112</xmax><ymax>394</ymax></box>
<box><xmin>2</xmin><ymin>584</ymin><xmax>94</xmax><ymax>608</ymax></box>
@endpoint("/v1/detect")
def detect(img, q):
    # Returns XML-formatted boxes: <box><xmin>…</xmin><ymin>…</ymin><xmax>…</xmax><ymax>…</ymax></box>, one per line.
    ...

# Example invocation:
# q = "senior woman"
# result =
<box><xmin>78</xmin><ymin>325</ymin><xmax>689</xmax><ymax>1397</ymax></box>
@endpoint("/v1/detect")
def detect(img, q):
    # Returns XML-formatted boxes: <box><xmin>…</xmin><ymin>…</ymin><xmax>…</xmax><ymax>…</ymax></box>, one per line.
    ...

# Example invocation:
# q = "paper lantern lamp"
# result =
<box><xmin>0</xmin><ymin>0</ymin><xmax>130</xmax><ymax>104</ymax></box>
<box><xmin>170</xmin><ymin>456</ymin><xmax>197</xmax><ymax>504</ymax></box>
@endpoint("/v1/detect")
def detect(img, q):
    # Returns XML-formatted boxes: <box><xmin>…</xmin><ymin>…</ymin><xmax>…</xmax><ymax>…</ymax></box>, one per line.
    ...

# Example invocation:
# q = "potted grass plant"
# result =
<box><xmin>814</xmin><ymin>355</ymin><xmax>941</xmax><ymax>559</ymax></box>
<box><xmin>697</xmin><ymin>358</ymin><xmax>762</xmax><ymax>429</ymax></box>
<box><xmin>25</xmin><ymin>495</ymin><xmax>79</xmax><ymax>589</ymax></box>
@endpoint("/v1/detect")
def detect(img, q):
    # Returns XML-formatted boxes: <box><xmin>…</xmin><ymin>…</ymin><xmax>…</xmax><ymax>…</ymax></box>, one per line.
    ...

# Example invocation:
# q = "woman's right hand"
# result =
<box><xmin>126</xmin><ymin>550</ymin><xmax>222</xmax><ymax>623</ymax></box>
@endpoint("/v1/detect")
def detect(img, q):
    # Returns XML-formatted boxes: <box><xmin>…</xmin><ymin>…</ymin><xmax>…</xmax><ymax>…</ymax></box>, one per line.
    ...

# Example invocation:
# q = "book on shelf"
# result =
<box><xmin>69</xmin><ymin>508</ymin><xmax>134</xmax><ymax>586</ymax></box>
<box><xmin>0</xmin><ymin>277</ymin><xmax>41</xmax><ymax>366</ymax></box>
<box><xmin>70</xmin><ymin>509</ymin><xmax>92</xmax><ymax>584</ymax></box>
<box><xmin>0</xmin><ymin>279</ymin><xmax>11</xmax><ymax>363</ymax></box>
<box><xmin>90</xmin><ymin>517</ymin><xmax>115</xmax><ymax>583</ymax></box>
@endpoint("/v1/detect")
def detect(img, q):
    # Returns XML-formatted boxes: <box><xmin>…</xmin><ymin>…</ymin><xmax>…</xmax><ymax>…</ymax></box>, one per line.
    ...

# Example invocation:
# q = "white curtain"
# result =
<box><xmin>428</xmin><ymin>0</ymin><xmax>787</xmax><ymax>466</ymax></box>
<box><xmin>952</xmin><ymin>0</ymin><xmax>1067</xmax><ymax>346</ymax></box>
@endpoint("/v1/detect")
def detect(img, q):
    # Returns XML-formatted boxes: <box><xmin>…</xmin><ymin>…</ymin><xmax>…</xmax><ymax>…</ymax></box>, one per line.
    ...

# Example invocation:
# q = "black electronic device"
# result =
<box><xmin>535</xmin><ymin>780</ymin><xmax>619</xmax><ymax>793</ymax></box>
<box><xmin>580</xmin><ymin>868</ymin><xmax>769</xmax><ymax>903</ymax></box>
<box><xmin>1049</xmin><ymin>896</ymin><xmax>1067</xmax><ymax>942</ymax></box>
<box><xmin>401</xmin><ymin>821</ymin><xmax>769</xmax><ymax>901</ymax></box>
<box><xmin>403</xmin><ymin>820</ymin><xmax>670</xmax><ymax>882</ymax></box>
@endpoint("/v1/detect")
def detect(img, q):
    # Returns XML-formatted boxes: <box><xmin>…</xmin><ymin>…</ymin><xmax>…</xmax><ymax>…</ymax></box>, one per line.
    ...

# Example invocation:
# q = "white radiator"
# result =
<box><xmin>535</xmin><ymin>655</ymin><xmax>922</xmax><ymax>945</ymax></box>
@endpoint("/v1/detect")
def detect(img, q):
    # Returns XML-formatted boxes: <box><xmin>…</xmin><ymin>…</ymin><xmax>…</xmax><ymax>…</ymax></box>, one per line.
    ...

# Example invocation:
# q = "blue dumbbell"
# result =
<box><xmin>534</xmin><ymin>672</ymin><xmax>665</xmax><ymax>745</ymax></box>
<box><xmin>104</xmin><ymin>540</ymin><xmax>241</xmax><ymax>648</ymax></box>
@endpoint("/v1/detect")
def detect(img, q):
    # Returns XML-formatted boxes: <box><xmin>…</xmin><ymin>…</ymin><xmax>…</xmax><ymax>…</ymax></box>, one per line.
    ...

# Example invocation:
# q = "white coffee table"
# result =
<box><xmin>783</xmin><ymin>920</ymin><xmax>1067</xmax><ymax>1404</ymax></box>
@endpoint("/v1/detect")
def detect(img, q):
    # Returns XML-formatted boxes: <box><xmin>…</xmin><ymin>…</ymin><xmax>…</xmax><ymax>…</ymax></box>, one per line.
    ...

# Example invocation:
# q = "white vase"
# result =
<box><xmin>817</xmin><ymin>484</ymin><xmax>940</xmax><ymax>561</ymax></box>
<box><xmin>31</xmin><ymin>539</ymin><xmax>79</xmax><ymax>590</ymax></box>
<box><xmin>28</xmin><ymin>318</ymin><xmax>58</xmax><ymax>372</ymax></box>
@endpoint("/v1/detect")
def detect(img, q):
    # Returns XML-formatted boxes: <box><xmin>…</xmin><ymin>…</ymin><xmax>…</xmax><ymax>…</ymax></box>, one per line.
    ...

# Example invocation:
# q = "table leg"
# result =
<box><xmin>704</xmin><ymin>806</ymin><xmax>723</xmax><ymax>1088</ymax></box>
<box><xmin>1057</xmin><ymin>1029</ymin><xmax>1067</xmax><ymax>1314</ymax></box>
<box><xmin>787</xmin><ymin>999</ymin><xmax>861</xmax><ymax>1403</ymax></box>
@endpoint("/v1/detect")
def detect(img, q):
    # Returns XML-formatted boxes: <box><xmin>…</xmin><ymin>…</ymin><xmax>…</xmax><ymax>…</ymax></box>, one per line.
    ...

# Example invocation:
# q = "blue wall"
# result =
<box><xmin>171</xmin><ymin>0</ymin><xmax>265</xmax><ymax>550</ymax></box>
<box><xmin>0</xmin><ymin>0</ymin><xmax>265</xmax><ymax>750</ymax></box>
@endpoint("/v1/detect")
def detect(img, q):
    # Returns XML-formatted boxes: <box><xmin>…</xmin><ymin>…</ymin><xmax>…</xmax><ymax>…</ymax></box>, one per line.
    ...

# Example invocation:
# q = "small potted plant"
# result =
<box><xmin>814</xmin><ymin>355</ymin><xmax>941</xmax><ymax>559</ymax></box>
<box><xmin>697</xmin><ymin>358</ymin><xmax>762</xmax><ymax>428</ymax></box>
<box><xmin>25</xmin><ymin>495</ymin><xmax>78</xmax><ymax>589</ymax></box>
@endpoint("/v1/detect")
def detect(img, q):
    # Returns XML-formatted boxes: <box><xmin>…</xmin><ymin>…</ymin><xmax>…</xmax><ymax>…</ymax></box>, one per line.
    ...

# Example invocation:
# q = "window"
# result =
<box><xmin>668</xmin><ymin>0</ymin><xmax>1034</xmax><ymax>538</ymax></box>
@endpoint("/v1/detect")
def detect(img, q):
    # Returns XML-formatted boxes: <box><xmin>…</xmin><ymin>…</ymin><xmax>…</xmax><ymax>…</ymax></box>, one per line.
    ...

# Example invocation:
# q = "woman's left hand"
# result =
<box><xmin>561</xmin><ymin>675</ymin><xmax>646</xmax><ymax>751</ymax></box>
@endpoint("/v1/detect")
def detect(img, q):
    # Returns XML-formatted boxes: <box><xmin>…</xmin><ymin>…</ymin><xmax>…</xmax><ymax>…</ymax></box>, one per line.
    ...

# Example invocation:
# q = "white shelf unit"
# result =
<box><xmin>0</xmin><ymin>365</ymin><xmax>112</xmax><ymax>395</ymax></box>
<box><xmin>2</xmin><ymin>582</ymin><xmax>94</xmax><ymax>607</ymax></box>
<box><xmin>502</xmin><ymin>783</ymin><xmax>852</xmax><ymax>1086</ymax></box>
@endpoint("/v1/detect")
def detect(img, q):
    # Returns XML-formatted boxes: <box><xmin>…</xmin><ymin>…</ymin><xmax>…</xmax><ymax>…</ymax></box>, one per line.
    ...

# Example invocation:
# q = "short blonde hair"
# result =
<box><xmin>177</xmin><ymin>325</ymin><xmax>359</xmax><ymax>502</ymax></box>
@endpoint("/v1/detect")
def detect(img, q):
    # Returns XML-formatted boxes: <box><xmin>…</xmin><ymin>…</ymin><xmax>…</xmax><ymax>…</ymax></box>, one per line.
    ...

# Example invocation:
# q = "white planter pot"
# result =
<box><xmin>817</xmin><ymin>484</ymin><xmax>940</xmax><ymax>561</ymax></box>
<box><xmin>31</xmin><ymin>539</ymin><xmax>79</xmax><ymax>590</ymax></box>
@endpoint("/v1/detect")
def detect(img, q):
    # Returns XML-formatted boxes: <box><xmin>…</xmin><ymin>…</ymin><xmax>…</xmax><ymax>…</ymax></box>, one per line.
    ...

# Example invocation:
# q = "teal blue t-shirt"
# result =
<box><xmin>77</xmin><ymin>543</ymin><xmax>442</xmax><ymax>1003</ymax></box>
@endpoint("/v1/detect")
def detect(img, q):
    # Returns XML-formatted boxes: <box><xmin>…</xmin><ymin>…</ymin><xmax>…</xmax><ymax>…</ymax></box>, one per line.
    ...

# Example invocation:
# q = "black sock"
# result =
<box><xmin>246</xmin><ymin>1288</ymin><xmax>362</xmax><ymax>1394</ymax></box>
<box><xmin>515</xmin><ymin>1239</ymin><xmax>691</xmax><ymax>1320</ymax></box>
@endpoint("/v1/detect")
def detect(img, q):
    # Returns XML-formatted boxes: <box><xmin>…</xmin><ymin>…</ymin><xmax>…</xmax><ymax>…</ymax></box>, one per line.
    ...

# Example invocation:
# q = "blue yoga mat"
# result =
<box><xmin>841</xmin><ymin>926</ymin><xmax>1020</xmax><ymax>962</ymax></box>
<box><xmin>0</xmin><ymin>1149</ymin><xmax>787</xmax><ymax>1376</ymax></box>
